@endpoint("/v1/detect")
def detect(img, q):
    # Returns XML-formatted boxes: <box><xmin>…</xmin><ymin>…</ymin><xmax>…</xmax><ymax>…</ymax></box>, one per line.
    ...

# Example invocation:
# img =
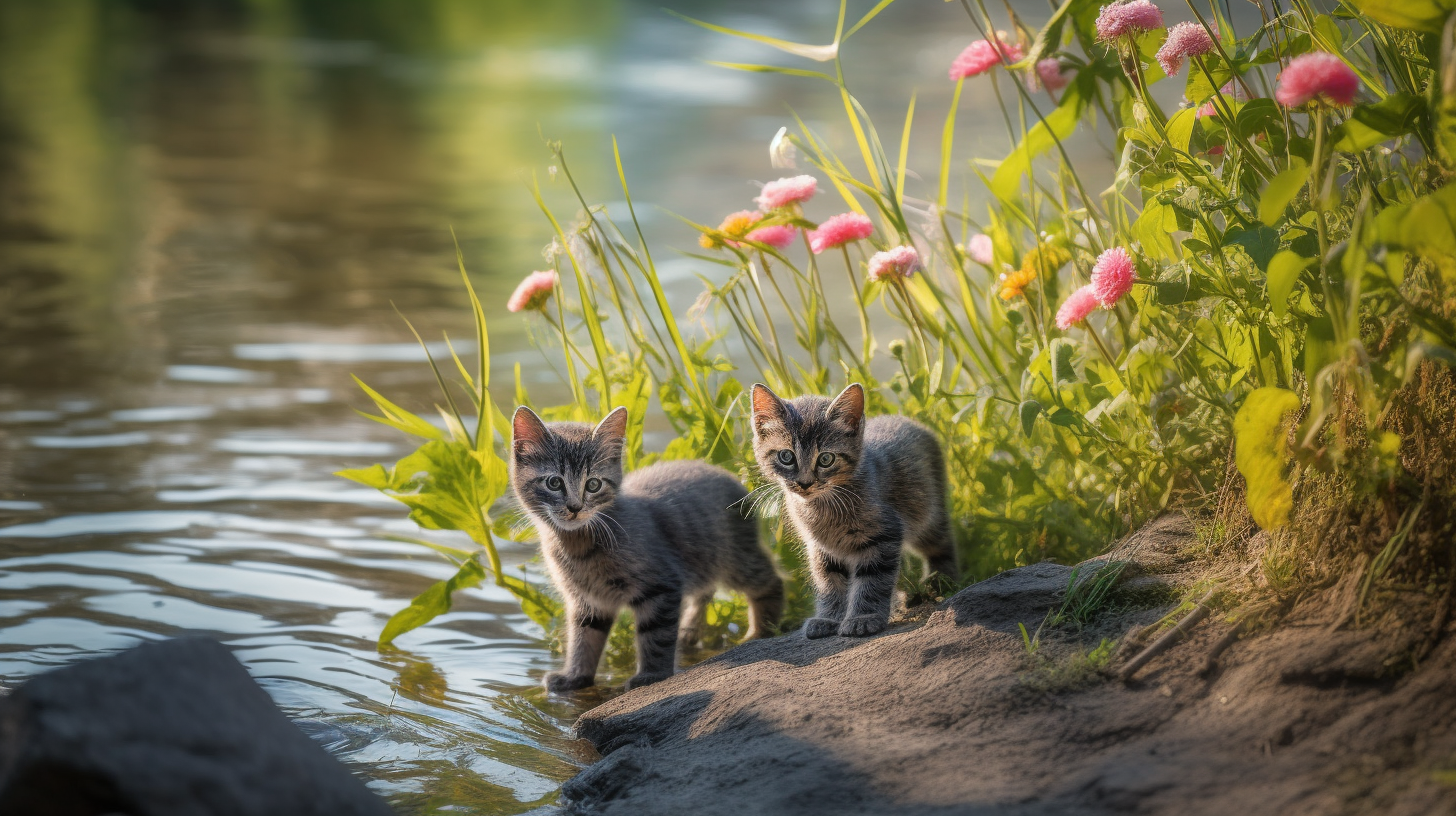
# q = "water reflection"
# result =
<box><xmin>0</xmin><ymin>0</ymin><xmax>1047</xmax><ymax>811</ymax></box>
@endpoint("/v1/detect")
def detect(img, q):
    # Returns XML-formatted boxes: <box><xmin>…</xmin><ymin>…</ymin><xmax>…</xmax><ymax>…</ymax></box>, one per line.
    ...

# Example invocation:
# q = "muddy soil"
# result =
<box><xmin>559</xmin><ymin>516</ymin><xmax>1456</xmax><ymax>815</ymax></box>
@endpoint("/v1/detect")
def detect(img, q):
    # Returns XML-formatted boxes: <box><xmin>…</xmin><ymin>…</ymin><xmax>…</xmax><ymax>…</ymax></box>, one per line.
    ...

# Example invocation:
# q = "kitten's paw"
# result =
<box><xmin>543</xmin><ymin>672</ymin><xmax>595</xmax><ymax>693</ymax></box>
<box><xmin>837</xmin><ymin>614</ymin><xmax>887</xmax><ymax>637</ymax></box>
<box><xmin>624</xmin><ymin>671</ymin><xmax>673</xmax><ymax>691</ymax></box>
<box><xmin>802</xmin><ymin>617</ymin><xmax>841</xmax><ymax>639</ymax></box>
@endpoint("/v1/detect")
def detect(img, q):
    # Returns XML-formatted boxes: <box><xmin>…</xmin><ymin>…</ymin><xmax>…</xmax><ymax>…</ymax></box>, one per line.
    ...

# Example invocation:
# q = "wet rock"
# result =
<box><xmin>0</xmin><ymin>636</ymin><xmax>393</xmax><ymax>816</ymax></box>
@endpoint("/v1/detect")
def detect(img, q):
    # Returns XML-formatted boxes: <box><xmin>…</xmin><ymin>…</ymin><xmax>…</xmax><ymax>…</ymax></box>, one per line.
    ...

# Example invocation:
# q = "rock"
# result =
<box><xmin>561</xmin><ymin>515</ymin><xmax>1456</xmax><ymax>816</ymax></box>
<box><xmin>0</xmin><ymin>636</ymin><xmax>394</xmax><ymax>816</ymax></box>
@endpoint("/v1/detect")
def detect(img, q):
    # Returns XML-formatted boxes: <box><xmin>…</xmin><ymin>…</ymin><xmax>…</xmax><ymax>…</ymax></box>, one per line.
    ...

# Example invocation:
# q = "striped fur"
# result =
<box><xmin>511</xmin><ymin>406</ymin><xmax>783</xmax><ymax>692</ymax></box>
<box><xmin>750</xmin><ymin>383</ymin><xmax>957</xmax><ymax>639</ymax></box>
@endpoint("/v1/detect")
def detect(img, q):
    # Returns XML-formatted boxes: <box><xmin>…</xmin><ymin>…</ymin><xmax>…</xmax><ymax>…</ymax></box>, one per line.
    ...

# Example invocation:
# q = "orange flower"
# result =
<box><xmin>700</xmin><ymin>210</ymin><xmax>763</xmax><ymax>250</ymax></box>
<box><xmin>998</xmin><ymin>244</ymin><xmax>1072</xmax><ymax>300</ymax></box>
<box><xmin>998</xmin><ymin>267</ymin><xmax>1037</xmax><ymax>300</ymax></box>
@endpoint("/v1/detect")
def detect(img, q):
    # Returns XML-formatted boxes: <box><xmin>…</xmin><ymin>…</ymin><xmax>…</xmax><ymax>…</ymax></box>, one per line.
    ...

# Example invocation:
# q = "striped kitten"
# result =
<box><xmin>750</xmin><ymin>383</ymin><xmax>957</xmax><ymax>639</ymax></box>
<box><xmin>511</xmin><ymin>406</ymin><xmax>783</xmax><ymax>692</ymax></box>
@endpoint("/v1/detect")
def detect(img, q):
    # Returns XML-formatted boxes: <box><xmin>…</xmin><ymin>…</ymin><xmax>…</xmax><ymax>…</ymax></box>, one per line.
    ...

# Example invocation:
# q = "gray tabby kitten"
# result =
<box><xmin>750</xmin><ymin>382</ymin><xmax>957</xmax><ymax>638</ymax></box>
<box><xmin>511</xmin><ymin>405</ymin><xmax>783</xmax><ymax>692</ymax></box>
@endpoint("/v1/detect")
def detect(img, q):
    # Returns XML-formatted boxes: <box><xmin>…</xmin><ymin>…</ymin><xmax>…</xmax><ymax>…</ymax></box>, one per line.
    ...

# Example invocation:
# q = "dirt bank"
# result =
<box><xmin>559</xmin><ymin>516</ymin><xmax>1456</xmax><ymax>816</ymax></box>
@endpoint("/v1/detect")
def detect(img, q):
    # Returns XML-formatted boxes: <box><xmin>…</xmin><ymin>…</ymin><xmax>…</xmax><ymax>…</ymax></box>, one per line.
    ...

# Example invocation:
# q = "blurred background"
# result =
<box><xmin>0</xmin><ymin>1</ymin><xmax>1063</xmax><ymax>812</ymax></box>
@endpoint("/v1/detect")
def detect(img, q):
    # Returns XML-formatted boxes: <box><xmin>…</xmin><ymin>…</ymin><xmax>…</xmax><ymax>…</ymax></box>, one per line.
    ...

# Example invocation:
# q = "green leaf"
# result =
<box><xmin>1233</xmin><ymin>387</ymin><xmax>1301</xmax><ymax>530</ymax></box>
<box><xmin>1332</xmin><ymin>93</ymin><xmax>1427</xmax><ymax>151</ymax></box>
<box><xmin>665</xmin><ymin>10</ymin><xmax>840</xmax><ymax>60</ymax></box>
<box><xmin>1047</xmin><ymin>407</ymin><xmax>1079</xmax><ymax>426</ymax></box>
<box><xmin>343</xmin><ymin>440</ymin><xmax>502</xmax><ymax>543</ymax></box>
<box><xmin>379</xmin><ymin>556</ymin><xmax>486</xmax><ymax>646</ymax></box>
<box><xmin>708</xmin><ymin>62</ymin><xmax>836</xmax><ymax>82</ymax></box>
<box><xmin>1152</xmin><ymin>275</ymin><xmax>1213</xmax><ymax>304</ymax></box>
<box><xmin>1165</xmin><ymin>108</ymin><xmax>1198</xmax><ymax>153</ymax></box>
<box><xmin>1259</xmin><ymin>158</ymin><xmax>1310</xmax><ymax>226</ymax></box>
<box><xmin>1018</xmin><ymin>400</ymin><xmax>1043</xmax><ymax>436</ymax></box>
<box><xmin>1134</xmin><ymin>200</ymin><xmax>1180</xmax><ymax>261</ymax></box>
<box><xmin>338</xmin><ymin>465</ymin><xmax>389</xmax><ymax>491</ymax></box>
<box><xmin>1374</xmin><ymin>184</ymin><xmax>1456</xmax><ymax>262</ymax></box>
<box><xmin>1051</xmin><ymin>338</ymin><xmax>1078</xmax><ymax>387</ymax></box>
<box><xmin>1226</xmin><ymin>226</ymin><xmax>1280</xmax><ymax>272</ymax></box>
<box><xmin>1302</xmin><ymin>314</ymin><xmax>1340</xmax><ymax>388</ymax></box>
<box><xmin>843</xmin><ymin>0</ymin><xmax>897</xmax><ymax>40</ymax></box>
<box><xmin>499</xmin><ymin>571</ymin><xmax>562</xmax><ymax>629</ymax></box>
<box><xmin>351</xmin><ymin>375</ymin><xmax>445</xmax><ymax>441</ymax></box>
<box><xmin>1232</xmin><ymin>98</ymin><xmax>1281</xmax><ymax>141</ymax></box>
<box><xmin>991</xmin><ymin>80</ymin><xmax>1088</xmax><ymax>200</ymax></box>
<box><xmin>1345</xmin><ymin>0</ymin><xmax>1455</xmax><ymax>33</ymax></box>
<box><xmin>1266</xmin><ymin>250</ymin><xmax>1315</xmax><ymax>318</ymax></box>
<box><xmin>1185</xmin><ymin>58</ymin><xmax>1233</xmax><ymax>105</ymax></box>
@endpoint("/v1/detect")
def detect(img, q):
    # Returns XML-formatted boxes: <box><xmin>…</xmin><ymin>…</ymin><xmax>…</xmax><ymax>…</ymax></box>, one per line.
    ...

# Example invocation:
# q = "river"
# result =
<box><xmin>0</xmin><ymin>0</ymin><xmax>1051</xmax><ymax>811</ymax></box>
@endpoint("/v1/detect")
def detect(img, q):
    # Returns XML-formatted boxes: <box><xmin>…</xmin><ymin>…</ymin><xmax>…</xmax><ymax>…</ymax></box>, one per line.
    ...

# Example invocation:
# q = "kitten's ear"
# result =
<box><xmin>512</xmin><ymin>406</ymin><xmax>550</xmax><ymax>457</ymax></box>
<box><xmin>593</xmin><ymin>406</ymin><xmax>629</xmax><ymax>443</ymax></box>
<box><xmin>827</xmin><ymin>383</ymin><xmax>865</xmax><ymax>434</ymax></box>
<box><xmin>750</xmin><ymin>383</ymin><xmax>787</xmax><ymax>437</ymax></box>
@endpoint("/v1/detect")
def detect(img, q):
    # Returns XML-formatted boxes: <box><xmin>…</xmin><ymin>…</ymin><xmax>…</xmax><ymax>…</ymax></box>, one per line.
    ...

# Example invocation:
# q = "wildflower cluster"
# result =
<box><xmin>352</xmin><ymin>0</ymin><xmax>1456</xmax><ymax>650</ymax></box>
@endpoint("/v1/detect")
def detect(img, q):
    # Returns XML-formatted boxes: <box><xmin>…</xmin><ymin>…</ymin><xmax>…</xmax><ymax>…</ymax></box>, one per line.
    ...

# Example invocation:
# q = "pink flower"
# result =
<box><xmin>1035</xmin><ymin>59</ymin><xmax>1073</xmax><ymax>92</ymax></box>
<box><xmin>744</xmin><ymin>224</ymin><xmax>798</xmax><ymax>250</ymax></box>
<box><xmin>508</xmin><ymin>270</ymin><xmax>559</xmax><ymax>313</ymax></box>
<box><xmin>1094</xmin><ymin>0</ymin><xmax>1165</xmax><ymax>41</ymax></box>
<box><xmin>967</xmin><ymin>234</ymin><xmax>995</xmax><ymax>265</ymax></box>
<box><xmin>949</xmin><ymin>37</ymin><xmax>1025</xmax><ymax>80</ymax></box>
<box><xmin>1055</xmin><ymin>285</ymin><xmax>1101</xmax><ymax>330</ymax></box>
<box><xmin>1275</xmin><ymin>52</ymin><xmax>1359</xmax><ymax>108</ymax></box>
<box><xmin>808</xmin><ymin>213</ymin><xmax>874</xmax><ymax>254</ymax></box>
<box><xmin>867</xmin><ymin>245</ymin><xmax>922</xmax><ymax>282</ymax></box>
<box><xmin>755</xmin><ymin>175</ymin><xmax>818</xmax><ymax>211</ymax></box>
<box><xmin>1156</xmin><ymin>21</ymin><xmax>1215</xmax><ymax>76</ymax></box>
<box><xmin>1090</xmin><ymin>247</ymin><xmax>1135</xmax><ymax>306</ymax></box>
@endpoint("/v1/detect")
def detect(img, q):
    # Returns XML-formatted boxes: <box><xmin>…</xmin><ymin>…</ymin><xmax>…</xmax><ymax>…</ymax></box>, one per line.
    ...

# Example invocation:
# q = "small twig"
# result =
<box><xmin>1119</xmin><ymin>590</ymin><xmax>1216</xmax><ymax>682</ymax></box>
<box><xmin>1200</xmin><ymin>618</ymin><xmax>1248</xmax><ymax>676</ymax></box>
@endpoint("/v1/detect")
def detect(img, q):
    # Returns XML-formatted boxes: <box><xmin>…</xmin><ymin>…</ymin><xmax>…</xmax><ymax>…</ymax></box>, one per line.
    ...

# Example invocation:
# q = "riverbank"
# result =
<box><xmin>558</xmin><ymin>516</ymin><xmax>1456</xmax><ymax>815</ymax></box>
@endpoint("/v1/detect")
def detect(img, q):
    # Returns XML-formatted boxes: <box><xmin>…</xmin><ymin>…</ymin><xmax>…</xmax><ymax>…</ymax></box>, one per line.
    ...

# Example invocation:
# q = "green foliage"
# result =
<box><xmin>343</xmin><ymin>0</ymin><xmax>1456</xmax><ymax>653</ymax></box>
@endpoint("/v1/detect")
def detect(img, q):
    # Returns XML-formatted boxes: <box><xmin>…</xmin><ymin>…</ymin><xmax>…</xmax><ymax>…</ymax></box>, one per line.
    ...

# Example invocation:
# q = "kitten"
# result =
<box><xmin>749</xmin><ymin>382</ymin><xmax>957</xmax><ymax>639</ymax></box>
<box><xmin>511</xmin><ymin>405</ymin><xmax>784</xmax><ymax>692</ymax></box>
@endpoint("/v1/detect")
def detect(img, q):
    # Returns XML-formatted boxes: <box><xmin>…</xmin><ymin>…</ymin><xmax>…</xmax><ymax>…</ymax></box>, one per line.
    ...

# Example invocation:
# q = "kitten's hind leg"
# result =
<box><xmin>544</xmin><ymin>605</ymin><xmax>613</xmax><ymax>692</ymax></box>
<box><xmin>627</xmin><ymin>587</ymin><xmax>682</xmax><ymax>690</ymax></box>
<box><xmin>802</xmin><ymin>547</ymin><xmax>849</xmax><ymax>639</ymax></box>
<box><xmin>677</xmin><ymin>591</ymin><xmax>713</xmax><ymax>651</ymax></box>
<box><xmin>724</xmin><ymin>546</ymin><xmax>784</xmax><ymax>640</ymax></box>
<box><xmin>744</xmin><ymin>575</ymin><xmax>784</xmax><ymax>640</ymax></box>
<box><xmin>910</xmin><ymin>512</ymin><xmax>959</xmax><ymax>582</ymax></box>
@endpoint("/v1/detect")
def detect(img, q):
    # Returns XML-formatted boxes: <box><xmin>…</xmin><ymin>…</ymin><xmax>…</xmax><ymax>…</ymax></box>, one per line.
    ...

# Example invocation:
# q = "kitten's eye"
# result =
<box><xmin>816</xmin><ymin>452</ymin><xmax>835</xmax><ymax>468</ymax></box>
<box><xmin>776</xmin><ymin>450</ymin><xmax>795</xmax><ymax>466</ymax></box>
<box><xmin>585</xmin><ymin>477</ymin><xmax>602</xmax><ymax>493</ymax></box>
<box><xmin>545</xmin><ymin>476</ymin><xmax>565</xmax><ymax>491</ymax></box>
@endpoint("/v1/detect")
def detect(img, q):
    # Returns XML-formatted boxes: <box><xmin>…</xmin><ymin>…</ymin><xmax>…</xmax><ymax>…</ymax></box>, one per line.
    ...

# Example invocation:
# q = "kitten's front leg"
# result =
<box><xmin>544</xmin><ymin>605</ymin><xmax>613</xmax><ymax>692</ymax></box>
<box><xmin>627</xmin><ymin>588</ymin><xmax>682</xmax><ymax>690</ymax></box>
<box><xmin>839</xmin><ymin>540</ymin><xmax>900</xmax><ymax>637</ymax></box>
<box><xmin>803</xmin><ymin>547</ymin><xmax>849</xmax><ymax>639</ymax></box>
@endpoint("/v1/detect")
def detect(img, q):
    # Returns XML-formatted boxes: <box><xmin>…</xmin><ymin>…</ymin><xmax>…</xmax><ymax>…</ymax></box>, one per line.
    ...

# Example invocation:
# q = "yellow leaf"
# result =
<box><xmin>1234</xmin><ymin>387</ymin><xmax>1302</xmax><ymax>529</ymax></box>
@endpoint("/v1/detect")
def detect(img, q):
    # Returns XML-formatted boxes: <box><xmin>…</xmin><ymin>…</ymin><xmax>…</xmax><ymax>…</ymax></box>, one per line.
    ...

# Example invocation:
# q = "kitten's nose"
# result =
<box><xmin>795</xmin><ymin>479</ymin><xmax>813</xmax><ymax>490</ymax></box>
<box><xmin>565</xmin><ymin>501</ymin><xmax>583</xmax><ymax>514</ymax></box>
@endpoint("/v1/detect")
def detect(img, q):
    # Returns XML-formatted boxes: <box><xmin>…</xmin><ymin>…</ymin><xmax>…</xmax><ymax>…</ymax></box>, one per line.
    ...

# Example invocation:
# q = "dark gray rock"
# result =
<box><xmin>0</xmin><ymin>636</ymin><xmax>394</xmax><ymax>816</ymax></box>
